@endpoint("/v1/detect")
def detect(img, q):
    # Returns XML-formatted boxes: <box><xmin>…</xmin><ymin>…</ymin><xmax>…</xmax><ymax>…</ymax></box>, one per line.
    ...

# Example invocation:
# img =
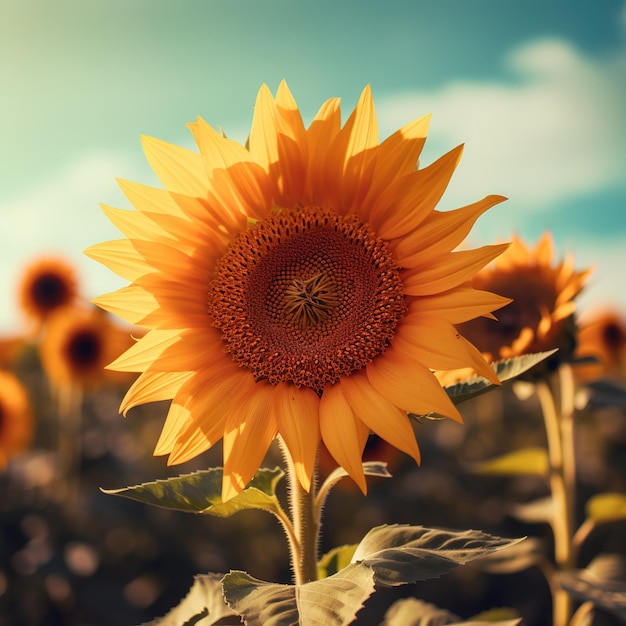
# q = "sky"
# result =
<box><xmin>1</xmin><ymin>0</ymin><xmax>625</xmax><ymax>332</ymax></box>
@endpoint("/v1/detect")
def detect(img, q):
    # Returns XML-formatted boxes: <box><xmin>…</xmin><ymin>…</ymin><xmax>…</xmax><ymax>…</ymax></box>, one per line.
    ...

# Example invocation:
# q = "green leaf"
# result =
<box><xmin>318</xmin><ymin>461</ymin><xmax>391</xmax><ymax>498</ymax></box>
<box><xmin>317</xmin><ymin>544</ymin><xmax>359</xmax><ymax>579</ymax></box>
<box><xmin>470</xmin><ymin>447</ymin><xmax>549</xmax><ymax>478</ymax></box>
<box><xmin>350</xmin><ymin>524</ymin><xmax>524</xmax><ymax>587</ymax></box>
<box><xmin>442</xmin><ymin>351</ymin><xmax>557</xmax><ymax>406</ymax></box>
<box><xmin>102</xmin><ymin>467</ymin><xmax>284</xmax><ymax>517</ymax></box>
<box><xmin>509</xmin><ymin>496</ymin><xmax>554</xmax><ymax>524</ymax></box>
<box><xmin>380</xmin><ymin>598</ymin><xmax>521</xmax><ymax>625</ymax></box>
<box><xmin>586</xmin><ymin>492</ymin><xmax>626</xmax><ymax>523</ymax></box>
<box><xmin>380</xmin><ymin>597</ymin><xmax>460</xmax><ymax>625</ymax></box>
<box><xmin>558</xmin><ymin>555</ymin><xmax>626</xmax><ymax>619</ymax></box>
<box><xmin>222</xmin><ymin>564</ymin><xmax>375</xmax><ymax>626</ymax></box>
<box><xmin>140</xmin><ymin>574</ymin><xmax>240</xmax><ymax>626</ymax></box>
<box><xmin>472</xmin><ymin>537</ymin><xmax>544</xmax><ymax>574</ymax></box>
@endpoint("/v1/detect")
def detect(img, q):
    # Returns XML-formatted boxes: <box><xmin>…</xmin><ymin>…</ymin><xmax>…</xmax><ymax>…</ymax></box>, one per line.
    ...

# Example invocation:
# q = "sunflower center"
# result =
<box><xmin>209</xmin><ymin>207</ymin><xmax>405</xmax><ymax>393</ymax></box>
<box><xmin>65</xmin><ymin>330</ymin><xmax>102</xmax><ymax>369</ymax></box>
<box><xmin>32</xmin><ymin>273</ymin><xmax>69</xmax><ymax>311</ymax></box>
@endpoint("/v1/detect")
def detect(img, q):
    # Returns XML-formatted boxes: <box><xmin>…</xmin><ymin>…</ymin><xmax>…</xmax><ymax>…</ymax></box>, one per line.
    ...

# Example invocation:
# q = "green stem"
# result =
<box><xmin>278</xmin><ymin>437</ymin><xmax>321</xmax><ymax>585</ymax></box>
<box><xmin>536</xmin><ymin>376</ymin><xmax>574</xmax><ymax>626</ymax></box>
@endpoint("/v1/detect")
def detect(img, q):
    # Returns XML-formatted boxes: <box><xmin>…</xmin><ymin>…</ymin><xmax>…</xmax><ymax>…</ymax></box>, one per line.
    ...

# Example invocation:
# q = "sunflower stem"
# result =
<box><xmin>536</xmin><ymin>375</ymin><xmax>575</xmax><ymax>626</ymax></box>
<box><xmin>278</xmin><ymin>437</ymin><xmax>320</xmax><ymax>585</ymax></box>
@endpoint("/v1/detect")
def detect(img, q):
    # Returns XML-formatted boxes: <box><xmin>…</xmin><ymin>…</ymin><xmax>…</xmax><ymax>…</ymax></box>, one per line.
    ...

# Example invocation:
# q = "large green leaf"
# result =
<box><xmin>102</xmin><ymin>467</ymin><xmax>284</xmax><ymax>517</ymax></box>
<box><xmin>222</xmin><ymin>564</ymin><xmax>375</xmax><ymax>626</ymax></box>
<box><xmin>350</xmin><ymin>525</ymin><xmax>524</xmax><ymax>587</ymax></box>
<box><xmin>140</xmin><ymin>574</ymin><xmax>240</xmax><ymax>626</ymax></box>
<box><xmin>441</xmin><ymin>351</ymin><xmax>557</xmax><ymax>406</ymax></box>
<box><xmin>470</xmin><ymin>447</ymin><xmax>549</xmax><ymax>478</ymax></box>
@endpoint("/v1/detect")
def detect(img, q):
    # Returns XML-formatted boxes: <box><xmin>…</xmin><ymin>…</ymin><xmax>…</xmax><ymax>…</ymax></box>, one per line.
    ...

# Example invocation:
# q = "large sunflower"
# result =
<box><xmin>86</xmin><ymin>82</ymin><xmax>509</xmax><ymax>500</ymax></box>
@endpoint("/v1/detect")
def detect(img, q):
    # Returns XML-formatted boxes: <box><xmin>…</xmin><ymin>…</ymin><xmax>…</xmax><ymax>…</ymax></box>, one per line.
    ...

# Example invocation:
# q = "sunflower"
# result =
<box><xmin>0</xmin><ymin>370</ymin><xmax>34</xmax><ymax>468</ymax></box>
<box><xmin>18</xmin><ymin>256</ymin><xmax>79</xmax><ymax>330</ymax></box>
<box><xmin>39</xmin><ymin>306</ymin><xmax>136</xmax><ymax>391</ymax></box>
<box><xmin>454</xmin><ymin>232</ymin><xmax>591</xmax><ymax>374</ymax></box>
<box><xmin>575</xmin><ymin>309</ymin><xmax>626</xmax><ymax>381</ymax></box>
<box><xmin>86</xmin><ymin>82</ymin><xmax>510</xmax><ymax>499</ymax></box>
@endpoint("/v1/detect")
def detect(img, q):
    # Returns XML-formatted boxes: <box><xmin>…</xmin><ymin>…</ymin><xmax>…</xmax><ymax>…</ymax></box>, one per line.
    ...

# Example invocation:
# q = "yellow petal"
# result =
<box><xmin>393</xmin><ymin>315</ymin><xmax>499</xmax><ymax>384</ymax></box>
<box><xmin>402</xmin><ymin>244</ymin><xmax>509</xmax><ymax>296</ymax></box>
<box><xmin>366</xmin><ymin>347</ymin><xmax>462</xmax><ymax>421</ymax></box>
<box><xmin>273</xmin><ymin>382</ymin><xmax>321</xmax><ymax>493</ymax></box>
<box><xmin>408</xmin><ymin>288</ymin><xmax>512</xmax><ymax>325</ymax></box>
<box><xmin>121</xmin><ymin>370</ymin><xmax>192</xmax><ymax>416</ymax></box>
<box><xmin>222</xmin><ymin>384</ymin><xmax>278</xmax><ymax>501</ymax></box>
<box><xmin>141</xmin><ymin>135</ymin><xmax>209</xmax><ymax>197</ymax></box>
<box><xmin>107</xmin><ymin>329</ymin><xmax>182</xmax><ymax>372</ymax></box>
<box><xmin>187</xmin><ymin>116</ymin><xmax>253</xmax><ymax>169</ymax></box>
<box><xmin>101</xmin><ymin>204</ymin><xmax>173</xmax><ymax>241</ymax></box>
<box><xmin>371</xmin><ymin>145</ymin><xmax>464</xmax><ymax>240</ymax></box>
<box><xmin>117</xmin><ymin>178</ymin><xmax>187</xmax><ymax>217</ymax></box>
<box><xmin>304</xmin><ymin>97</ymin><xmax>341</xmax><ymax>204</ymax></box>
<box><xmin>340</xmin><ymin>372</ymin><xmax>420</xmax><ymax>463</ymax></box>
<box><xmin>84</xmin><ymin>239</ymin><xmax>150</xmax><ymax>281</ymax></box>
<box><xmin>319</xmin><ymin>383</ymin><xmax>369</xmax><ymax>493</ymax></box>
<box><xmin>360</xmin><ymin>114</ymin><xmax>431</xmax><ymax>214</ymax></box>
<box><xmin>392</xmin><ymin>195</ymin><xmax>507</xmax><ymax>268</ymax></box>
<box><xmin>159</xmin><ymin>364</ymin><xmax>256</xmax><ymax>458</ymax></box>
<box><xmin>93</xmin><ymin>286</ymin><xmax>158</xmax><ymax>325</ymax></box>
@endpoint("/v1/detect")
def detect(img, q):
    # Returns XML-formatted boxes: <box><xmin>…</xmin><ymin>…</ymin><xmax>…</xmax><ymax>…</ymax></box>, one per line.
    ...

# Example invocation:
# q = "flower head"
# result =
<box><xmin>0</xmin><ymin>370</ymin><xmax>34</xmax><ymax>468</ymax></box>
<box><xmin>18</xmin><ymin>256</ymin><xmax>79</xmax><ymax>330</ymax></box>
<box><xmin>575</xmin><ymin>309</ymin><xmax>626</xmax><ymax>381</ymax></box>
<box><xmin>39</xmin><ymin>306</ymin><xmax>136</xmax><ymax>391</ymax></box>
<box><xmin>455</xmin><ymin>233</ymin><xmax>591</xmax><ymax>374</ymax></box>
<box><xmin>86</xmin><ymin>82</ymin><xmax>509</xmax><ymax>499</ymax></box>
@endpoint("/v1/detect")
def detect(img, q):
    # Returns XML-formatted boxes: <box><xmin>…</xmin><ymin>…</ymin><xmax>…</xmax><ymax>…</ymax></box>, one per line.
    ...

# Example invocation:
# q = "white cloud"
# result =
<box><xmin>376</xmin><ymin>38</ymin><xmax>626</xmax><ymax>212</ymax></box>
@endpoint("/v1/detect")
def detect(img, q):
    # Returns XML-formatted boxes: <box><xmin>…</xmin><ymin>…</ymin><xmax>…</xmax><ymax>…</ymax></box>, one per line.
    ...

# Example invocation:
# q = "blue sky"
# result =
<box><xmin>1</xmin><ymin>0</ymin><xmax>625</xmax><ymax>332</ymax></box>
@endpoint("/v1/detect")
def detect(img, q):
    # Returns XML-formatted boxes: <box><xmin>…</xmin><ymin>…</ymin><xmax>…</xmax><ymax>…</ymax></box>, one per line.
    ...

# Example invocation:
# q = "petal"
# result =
<box><xmin>370</xmin><ymin>145</ymin><xmax>464</xmax><ymax>240</ymax></box>
<box><xmin>319</xmin><ymin>383</ymin><xmax>369</xmax><ymax>493</ymax></box>
<box><xmin>408</xmin><ymin>288</ymin><xmax>512</xmax><ymax>324</ymax></box>
<box><xmin>117</xmin><ymin>178</ymin><xmax>188</xmax><ymax>217</ymax></box>
<box><xmin>162</xmin><ymin>364</ymin><xmax>257</xmax><ymax>459</ymax></box>
<box><xmin>402</xmin><ymin>244</ymin><xmax>510</xmax><ymax>296</ymax></box>
<box><xmin>141</xmin><ymin>135</ymin><xmax>209</xmax><ymax>197</ymax></box>
<box><xmin>340</xmin><ymin>372</ymin><xmax>420</xmax><ymax>463</ymax></box>
<box><xmin>100</xmin><ymin>204</ymin><xmax>174</xmax><ymax>242</ymax></box>
<box><xmin>187</xmin><ymin>116</ymin><xmax>253</xmax><ymax>168</ymax></box>
<box><xmin>366</xmin><ymin>347</ymin><xmax>462</xmax><ymax>421</ymax></box>
<box><xmin>273</xmin><ymin>382</ymin><xmax>321</xmax><ymax>493</ymax></box>
<box><xmin>106</xmin><ymin>329</ymin><xmax>182</xmax><ymax>372</ymax></box>
<box><xmin>121</xmin><ymin>370</ymin><xmax>192</xmax><ymax>416</ymax></box>
<box><xmin>304</xmin><ymin>97</ymin><xmax>341</xmax><ymax>205</ymax></box>
<box><xmin>222</xmin><ymin>384</ymin><xmax>278</xmax><ymax>501</ymax></box>
<box><xmin>392</xmin><ymin>195</ymin><xmax>507</xmax><ymax>268</ymax></box>
<box><xmin>393</xmin><ymin>314</ymin><xmax>500</xmax><ymax>383</ymax></box>
<box><xmin>84</xmin><ymin>239</ymin><xmax>151</xmax><ymax>281</ymax></box>
<box><xmin>93</xmin><ymin>285</ymin><xmax>159</xmax><ymax>326</ymax></box>
<box><xmin>360</xmin><ymin>114</ymin><xmax>431</xmax><ymax>215</ymax></box>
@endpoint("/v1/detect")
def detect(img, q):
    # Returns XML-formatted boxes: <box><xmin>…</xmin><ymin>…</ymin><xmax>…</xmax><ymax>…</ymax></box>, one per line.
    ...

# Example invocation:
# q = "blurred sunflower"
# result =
<box><xmin>575</xmin><ymin>309</ymin><xmax>626</xmax><ymax>381</ymax></box>
<box><xmin>18</xmin><ymin>256</ymin><xmax>79</xmax><ymax>330</ymax></box>
<box><xmin>0</xmin><ymin>370</ymin><xmax>34</xmax><ymax>468</ymax></box>
<box><xmin>39</xmin><ymin>306</ymin><xmax>137</xmax><ymax>391</ymax></box>
<box><xmin>86</xmin><ymin>82</ymin><xmax>510</xmax><ymax>499</ymax></box>
<box><xmin>454</xmin><ymin>233</ymin><xmax>591</xmax><ymax>375</ymax></box>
